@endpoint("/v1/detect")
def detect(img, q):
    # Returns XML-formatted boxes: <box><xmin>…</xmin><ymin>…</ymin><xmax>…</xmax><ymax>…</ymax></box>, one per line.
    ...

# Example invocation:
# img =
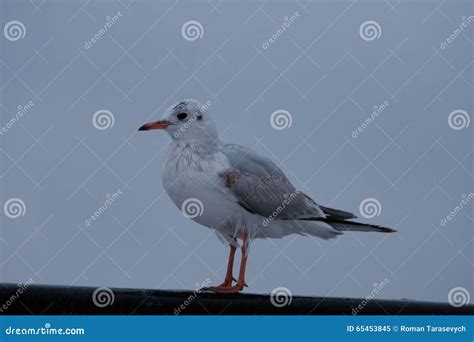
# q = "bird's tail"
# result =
<box><xmin>293</xmin><ymin>220</ymin><xmax>343</xmax><ymax>240</ymax></box>
<box><xmin>263</xmin><ymin>218</ymin><xmax>395</xmax><ymax>241</ymax></box>
<box><xmin>316</xmin><ymin>218</ymin><xmax>396</xmax><ymax>233</ymax></box>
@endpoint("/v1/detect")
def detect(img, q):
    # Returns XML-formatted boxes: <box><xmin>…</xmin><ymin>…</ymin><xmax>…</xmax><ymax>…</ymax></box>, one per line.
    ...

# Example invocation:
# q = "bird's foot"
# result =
<box><xmin>218</xmin><ymin>277</ymin><xmax>234</xmax><ymax>288</ymax></box>
<box><xmin>203</xmin><ymin>284</ymin><xmax>245</xmax><ymax>294</ymax></box>
<box><xmin>232</xmin><ymin>277</ymin><xmax>248</xmax><ymax>288</ymax></box>
<box><xmin>202</xmin><ymin>277</ymin><xmax>247</xmax><ymax>292</ymax></box>
<box><xmin>202</xmin><ymin>278</ymin><xmax>232</xmax><ymax>292</ymax></box>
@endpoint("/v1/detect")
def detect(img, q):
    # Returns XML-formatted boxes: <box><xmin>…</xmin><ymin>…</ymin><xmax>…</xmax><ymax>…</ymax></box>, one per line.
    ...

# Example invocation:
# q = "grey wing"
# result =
<box><xmin>223</xmin><ymin>143</ymin><xmax>286</xmax><ymax>178</ymax></box>
<box><xmin>221</xmin><ymin>144</ymin><xmax>325</xmax><ymax>219</ymax></box>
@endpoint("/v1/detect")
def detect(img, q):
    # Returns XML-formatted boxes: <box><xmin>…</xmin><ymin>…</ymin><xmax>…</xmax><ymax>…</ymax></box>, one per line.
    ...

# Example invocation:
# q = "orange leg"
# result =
<box><xmin>202</xmin><ymin>239</ymin><xmax>237</xmax><ymax>291</ymax></box>
<box><xmin>207</xmin><ymin>232</ymin><xmax>248</xmax><ymax>294</ymax></box>
<box><xmin>218</xmin><ymin>242</ymin><xmax>237</xmax><ymax>287</ymax></box>
<box><xmin>234</xmin><ymin>233</ymin><xmax>248</xmax><ymax>290</ymax></box>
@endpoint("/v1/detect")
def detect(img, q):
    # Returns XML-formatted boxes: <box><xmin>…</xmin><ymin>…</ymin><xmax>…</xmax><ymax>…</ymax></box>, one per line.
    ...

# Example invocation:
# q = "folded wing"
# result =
<box><xmin>221</xmin><ymin>144</ymin><xmax>325</xmax><ymax>220</ymax></box>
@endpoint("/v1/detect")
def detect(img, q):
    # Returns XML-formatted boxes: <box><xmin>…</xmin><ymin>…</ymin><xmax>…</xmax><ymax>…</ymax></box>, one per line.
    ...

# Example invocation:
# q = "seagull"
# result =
<box><xmin>138</xmin><ymin>99</ymin><xmax>396</xmax><ymax>293</ymax></box>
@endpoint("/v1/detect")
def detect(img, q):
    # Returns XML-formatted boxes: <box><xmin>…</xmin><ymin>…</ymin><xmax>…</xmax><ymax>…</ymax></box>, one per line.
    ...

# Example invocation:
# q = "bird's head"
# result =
<box><xmin>138</xmin><ymin>99</ymin><xmax>218</xmax><ymax>145</ymax></box>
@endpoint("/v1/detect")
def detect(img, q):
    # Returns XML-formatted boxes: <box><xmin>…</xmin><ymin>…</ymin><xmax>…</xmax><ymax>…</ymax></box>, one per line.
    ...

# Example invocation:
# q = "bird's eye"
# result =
<box><xmin>177</xmin><ymin>112</ymin><xmax>188</xmax><ymax>121</ymax></box>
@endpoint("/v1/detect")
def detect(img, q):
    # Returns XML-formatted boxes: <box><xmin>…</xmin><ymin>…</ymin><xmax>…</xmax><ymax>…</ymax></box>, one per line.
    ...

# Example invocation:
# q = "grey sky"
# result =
<box><xmin>0</xmin><ymin>0</ymin><xmax>472</xmax><ymax>304</ymax></box>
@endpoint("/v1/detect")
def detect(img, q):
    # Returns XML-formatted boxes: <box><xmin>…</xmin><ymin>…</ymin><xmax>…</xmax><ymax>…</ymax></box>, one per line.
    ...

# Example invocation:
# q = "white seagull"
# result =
<box><xmin>139</xmin><ymin>99</ymin><xmax>396</xmax><ymax>293</ymax></box>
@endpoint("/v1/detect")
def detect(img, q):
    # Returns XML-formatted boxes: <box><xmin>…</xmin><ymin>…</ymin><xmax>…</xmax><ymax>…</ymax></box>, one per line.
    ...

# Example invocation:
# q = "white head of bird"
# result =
<box><xmin>138</xmin><ymin>99</ymin><xmax>218</xmax><ymax>147</ymax></box>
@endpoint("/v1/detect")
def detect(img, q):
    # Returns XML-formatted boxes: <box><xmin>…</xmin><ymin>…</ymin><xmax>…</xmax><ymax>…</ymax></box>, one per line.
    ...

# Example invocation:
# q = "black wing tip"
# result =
<box><xmin>320</xmin><ymin>205</ymin><xmax>358</xmax><ymax>220</ymax></box>
<box><xmin>318</xmin><ymin>217</ymin><xmax>397</xmax><ymax>233</ymax></box>
<box><xmin>378</xmin><ymin>226</ymin><xmax>397</xmax><ymax>233</ymax></box>
<box><xmin>353</xmin><ymin>222</ymin><xmax>397</xmax><ymax>233</ymax></box>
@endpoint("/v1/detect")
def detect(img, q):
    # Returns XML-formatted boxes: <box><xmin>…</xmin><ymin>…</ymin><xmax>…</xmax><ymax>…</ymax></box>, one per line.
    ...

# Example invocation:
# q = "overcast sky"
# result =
<box><xmin>1</xmin><ymin>0</ymin><xmax>472</xmax><ymax>304</ymax></box>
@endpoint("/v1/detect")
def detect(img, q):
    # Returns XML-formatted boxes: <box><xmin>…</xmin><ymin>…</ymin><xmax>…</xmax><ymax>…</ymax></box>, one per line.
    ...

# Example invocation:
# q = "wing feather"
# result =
<box><xmin>221</xmin><ymin>144</ymin><xmax>324</xmax><ymax>219</ymax></box>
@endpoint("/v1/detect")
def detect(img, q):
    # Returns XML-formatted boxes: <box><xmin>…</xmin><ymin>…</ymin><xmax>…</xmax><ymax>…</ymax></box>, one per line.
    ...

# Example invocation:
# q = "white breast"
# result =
<box><xmin>162</xmin><ymin>142</ymin><xmax>242</xmax><ymax>232</ymax></box>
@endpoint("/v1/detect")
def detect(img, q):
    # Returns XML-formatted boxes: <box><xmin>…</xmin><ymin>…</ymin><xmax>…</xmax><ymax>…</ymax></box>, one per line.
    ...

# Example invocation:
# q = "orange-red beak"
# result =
<box><xmin>138</xmin><ymin>120</ymin><xmax>170</xmax><ymax>131</ymax></box>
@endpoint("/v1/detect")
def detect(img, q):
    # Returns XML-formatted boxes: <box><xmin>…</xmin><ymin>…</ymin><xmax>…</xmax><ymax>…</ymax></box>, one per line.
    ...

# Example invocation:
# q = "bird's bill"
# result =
<box><xmin>138</xmin><ymin>120</ymin><xmax>170</xmax><ymax>131</ymax></box>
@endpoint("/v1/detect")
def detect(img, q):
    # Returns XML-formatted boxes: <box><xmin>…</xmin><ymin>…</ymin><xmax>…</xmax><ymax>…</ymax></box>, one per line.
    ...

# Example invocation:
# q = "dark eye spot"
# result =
<box><xmin>177</xmin><ymin>112</ymin><xmax>188</xmax><ymax>121</ymax></box>
<box><xmin>197</xmin><ymin>113</ymin><xmax>203</xmax><ymax>121</ymax></box>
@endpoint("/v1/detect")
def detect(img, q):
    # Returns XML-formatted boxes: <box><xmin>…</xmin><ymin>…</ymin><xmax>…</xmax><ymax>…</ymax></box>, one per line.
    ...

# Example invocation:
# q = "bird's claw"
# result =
<box><xmin>232</xmin><ymin>277</ymin><xmax>248</xmax><ymax>287</ymax></box>
<box><xmin>201</xmin><ymin>277</ymin><xmax>247</xmax><ymax>293</ymax></box>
